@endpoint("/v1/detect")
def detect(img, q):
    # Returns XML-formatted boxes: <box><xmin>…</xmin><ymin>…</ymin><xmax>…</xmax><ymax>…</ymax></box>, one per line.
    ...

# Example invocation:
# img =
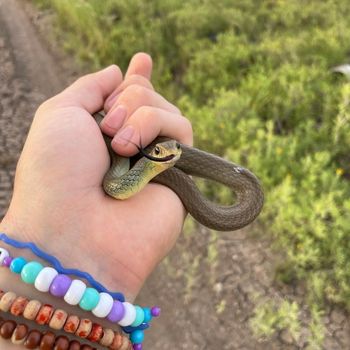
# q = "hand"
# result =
<box><xmin>0</xmin><ymin>53</ymin><xmax>193</xmax><ymax>302</ymax></box>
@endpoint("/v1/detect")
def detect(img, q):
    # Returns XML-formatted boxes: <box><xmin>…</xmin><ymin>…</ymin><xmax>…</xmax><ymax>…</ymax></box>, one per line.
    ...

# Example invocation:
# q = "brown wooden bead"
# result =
<box><xmin>36</xmin><ymin>304</ymin><xmax>54</xmax><ymax>325</ymax></box>
<box><xmin>99</xmin><ymin>328</ymin><xmax>114</xmax><ymax>346</ymax></box>
<box><xmin>87</xmin><ymin>323</ymin><xmax>103</xmax><ymax>342</ymax></box>
<box><xmin>49</xmin><ymin>309</ymin><xmax>68</xmax><ymax>330</ymax></box>
<box><xmin>0</xmin><ymin>320</ymin><xmax>16</xmax><ymax>339</ymax></box>
<box><xmin>54</xmin><ymin>335</ymin><xmax>70</xmax><ymax>350</ymax></box>
<box><xmin>68</xmin><ymin>340</ymin><xmax>81</xmax><ymax>350</ymax></box>
<box><xmin>109</xmin><ymin>333</ymin><xmax>122</xmax><ymax>350</ymax></box>
<box><xmin>23</xmin><ymin>300</ymin><xmax>42</xmax><ymax>320</ymax></box>
<box><xmin>64</xmin><ymin>315</ymin><xmax>80</xmax><ymax>333</ymax></box>
<box><xmin>0</xmin><ymin>291</ymin><xmax>17</xmax><ymax>312</ymax></box>
<box><xmin>80</xmin><ymin>345</ymin><xmax>94</xmax><ymax>350</ymax></box>
<box><xmin>10</xmin><ymin>296</ymin><xmax>29</xmax><ymax>316</ymax></box>
<box><xmin>24</xmin><ymin>329</ymin><xmax>42</xmax><ymax>349</ymax></box>
<box><xmin>75</xmin><ymin>318</ymin><xmax>92</xmax><ymax>338</ymax></box>
<box><xmin>40</xmin><ymin>331</ymin><xmax>56</xmax><ymax>350</ymax></box>
<box><xmin>11</xmin><ymin>323</ymin><xmax>28</xmax><ymax>345</ymax></box>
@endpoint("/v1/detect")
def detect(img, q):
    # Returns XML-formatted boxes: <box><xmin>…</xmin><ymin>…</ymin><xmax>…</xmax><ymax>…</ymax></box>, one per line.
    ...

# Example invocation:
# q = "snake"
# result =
<box><xmin>94</xmin><ymin>113</ymin><xmax>264</xmax><ymax>231</ymax></box>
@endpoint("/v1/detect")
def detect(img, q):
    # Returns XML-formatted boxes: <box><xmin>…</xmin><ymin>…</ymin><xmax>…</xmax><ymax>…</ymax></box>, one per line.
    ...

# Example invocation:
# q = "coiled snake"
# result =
<box><xmin>94</xmin><ymin>113</ymin><xmax>264</xmax><ymax>231</ymax></box>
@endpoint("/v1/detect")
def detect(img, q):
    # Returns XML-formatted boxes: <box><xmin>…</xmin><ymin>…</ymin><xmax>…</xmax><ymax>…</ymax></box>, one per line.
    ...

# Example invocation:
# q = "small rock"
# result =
<box><xmin>330</xmin><ymin>309</ymin><xmax>346</xmax><ymax>325</ymax></box>
<box><xmin>280</xmin><ymin>329</ymin><xmax>295</xmax><ymax>345</ymax></box>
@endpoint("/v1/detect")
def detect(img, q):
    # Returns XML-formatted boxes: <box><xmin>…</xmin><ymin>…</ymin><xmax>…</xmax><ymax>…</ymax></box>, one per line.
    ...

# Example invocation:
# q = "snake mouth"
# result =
<box><xmin>139</xmin><ymin>150</ymin><xmax>178</xmax><ymax>163</ymax></box>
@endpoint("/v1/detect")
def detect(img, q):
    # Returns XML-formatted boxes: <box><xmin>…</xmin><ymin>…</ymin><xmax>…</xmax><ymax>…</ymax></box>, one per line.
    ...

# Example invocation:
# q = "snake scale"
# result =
<box><xmin>94</xmin><ymin>113</ymin><xmax>264</xmax><ymax>232</ymax></box>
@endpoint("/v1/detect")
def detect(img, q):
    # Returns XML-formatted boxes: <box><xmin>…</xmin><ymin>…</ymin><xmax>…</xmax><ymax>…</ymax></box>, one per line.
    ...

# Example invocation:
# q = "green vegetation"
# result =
<box><xmin>34</xmin><ymin>0</ymin><xmax>350</xmax><ymax>347</ymax></box>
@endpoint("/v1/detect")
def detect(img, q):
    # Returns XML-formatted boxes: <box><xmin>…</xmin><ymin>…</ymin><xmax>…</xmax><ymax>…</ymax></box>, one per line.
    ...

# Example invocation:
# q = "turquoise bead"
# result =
<box><xmin>21</xmin><ymin>261</ymin><xmax>44</xmax><ymax>284</ymax></box>
<box><xmin>131</xmin><ymin>306</ymin><xmax>145</xmax><ymax>327</ymax></box>
<box><xmin>10</xmin><ymin>257</ymin><xmax>27</xmax><ymax>274</ymax></box>
<box><xmin>79</xmin><ymin>288</ymin><xmax>100</xmax><ymax>311</ymax></box>
<box><xmin>143</xmin><ymin>307</ymin><xmax>152</xmax><ymax>323</ymax></box>
<box><xmin>130</xmin><ymin>330</ymin><xmax>144</xmax><ymax>344</ymax></box>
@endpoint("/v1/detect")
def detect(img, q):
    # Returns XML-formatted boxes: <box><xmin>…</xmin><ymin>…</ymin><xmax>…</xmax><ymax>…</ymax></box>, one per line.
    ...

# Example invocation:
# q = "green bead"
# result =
<box><xmin>79</xmin><ymin>288</ymin><xmax>100</xmax><ymax>311</ymax></box>
<box><xmin>130</xmin><ymin>330</ymin><xmax>144</xmax><ymax>344</ymax></box>
<box><xmin>10</xmin><ymin>257</ymin><xmax>27</xmax><ymax>274</ymax></box>
<box><xmin>21</xmin><ymin>261</ymin><xmax>44</xmax><ymax>284</ymax></box>
<box><xmin>131</xmin><ymin>306</ymin><xmax>145</xmax><ymax>327</ymax></box>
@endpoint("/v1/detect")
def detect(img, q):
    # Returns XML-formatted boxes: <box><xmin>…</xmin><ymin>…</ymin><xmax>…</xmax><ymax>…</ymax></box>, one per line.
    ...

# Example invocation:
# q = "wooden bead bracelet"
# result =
<box><xmin>0</xmin><ymin>314</ymin><xmax>95</xmax><ymax>349</ymax></box>
<box><xmin>0</xmin><ymin>290</ymin><xmax>132</xmax><ymax>350</ymax></box>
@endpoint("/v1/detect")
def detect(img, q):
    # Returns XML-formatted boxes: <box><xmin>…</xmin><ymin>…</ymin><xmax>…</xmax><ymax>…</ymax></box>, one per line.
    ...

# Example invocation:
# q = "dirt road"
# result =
<box><xmin>0</xmin><ymin>1</ymin><xmax>349</xmax><ymax>349</ymax></box>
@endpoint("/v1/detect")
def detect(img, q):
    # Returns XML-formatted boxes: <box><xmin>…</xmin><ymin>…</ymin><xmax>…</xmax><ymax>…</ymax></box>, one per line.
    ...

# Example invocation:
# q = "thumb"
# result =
<box><xmin>47</xmin><ymin>65</ymin><xmax>123</xmax><ymax>113</ymax></box>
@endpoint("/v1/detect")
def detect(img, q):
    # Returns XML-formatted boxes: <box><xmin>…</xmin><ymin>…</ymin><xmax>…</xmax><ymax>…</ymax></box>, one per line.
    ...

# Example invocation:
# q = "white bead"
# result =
<box><xmin>92</xmin><ymin>292</ymin><xmax>114</xmax><ymax>318</ymax></box>
<box><xmin>118</xmin><ymin>302</ymin><xmax>136</xmax><ymax>326</ymax></box>
<box><xmin>0</xmin><ymin>248</ymin><xmax>9</xmax><ymax>265</ymax></box>
<box><xmin>64</xmin><ymin>280</ymin><xmax>86</xmax><ymax>305</ymax></box>
<box><xmin>34</xmin><ymin>267</ymin><xmax>58</xmax><ymax>292</ymax></box>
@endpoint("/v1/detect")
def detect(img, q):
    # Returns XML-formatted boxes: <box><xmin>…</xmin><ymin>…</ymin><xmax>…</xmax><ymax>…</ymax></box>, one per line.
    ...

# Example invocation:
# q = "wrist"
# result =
<box><xmin>0</xmin><ymin>209</ymin><xmax>142</xmax><ymax>303</ymax></box>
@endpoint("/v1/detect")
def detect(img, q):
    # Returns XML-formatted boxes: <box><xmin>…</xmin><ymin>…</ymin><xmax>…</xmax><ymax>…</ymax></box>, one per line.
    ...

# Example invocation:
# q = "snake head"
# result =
<box><xmin>139</xmin><ymin>140</ymin><xmax>182</xmax><ymax>165</ymax></box>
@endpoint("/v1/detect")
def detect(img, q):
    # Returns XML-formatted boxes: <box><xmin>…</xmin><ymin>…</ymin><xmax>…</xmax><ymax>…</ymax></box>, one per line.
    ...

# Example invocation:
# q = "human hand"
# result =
<box><xmin>0</xmin><ymin>53</ymin><xmax>193</xmax><ymax>302</ymax></box>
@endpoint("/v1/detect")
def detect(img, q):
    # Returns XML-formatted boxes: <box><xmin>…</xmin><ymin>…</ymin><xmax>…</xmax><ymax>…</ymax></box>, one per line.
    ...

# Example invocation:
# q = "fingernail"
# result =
<box><xmin>113</xmin><ymin>125</ymin><xmax>135</xmax><ymax>146</ymax></box>
<box><xmin>103</xmin><ymin>105</ymin><xmax>127</xmax><ymax>131</ymax></box>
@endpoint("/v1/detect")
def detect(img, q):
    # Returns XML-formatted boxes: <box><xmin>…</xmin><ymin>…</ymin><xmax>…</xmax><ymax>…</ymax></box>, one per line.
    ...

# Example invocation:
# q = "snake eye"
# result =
<box><xmin>154</xmin><ymin>146</ymin><xmax>160</xmax><ymax>155</ymax></box>
<box><xmin>176</xmin><ymin>142</ymin><xmax>181</xmax><ymax>150</ymax></box>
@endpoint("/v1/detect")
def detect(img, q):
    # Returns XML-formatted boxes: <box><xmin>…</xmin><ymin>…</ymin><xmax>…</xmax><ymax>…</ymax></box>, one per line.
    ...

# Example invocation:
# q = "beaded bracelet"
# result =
<box><xmin>0</xmin><ymin>314</ymin><xmax>97</xmax><ymax>349</ymax></box>
<box><xmin>0</xmin><ymin>240</ymin><xmax>160</xmax><ymax>349</ymax></box>
<box><xmin>0</xmin><ymin>233</ymin><xmax>124</xmax><ymax>301</ymax></box>
<box><xmin>0</xmin><ymin>289</ymin><xmax>134</xmax><ymax>349</ymax></box>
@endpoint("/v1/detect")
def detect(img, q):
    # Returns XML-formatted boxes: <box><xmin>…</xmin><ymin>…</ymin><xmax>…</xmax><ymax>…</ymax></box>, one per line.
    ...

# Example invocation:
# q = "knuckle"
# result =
<box><xmin>123</xmin><ymin>84</ymin><xmax>148</xmax><ymax>100</ymax></box>
<box><xmin>134</xmin><ymin>105</ymin><xmax>154</xmax><ymax>120</ymax></box>
<box><xmin>125</xmin><ymin>74</ymin><xmax>154</xmax><ymax>90</ymax></box>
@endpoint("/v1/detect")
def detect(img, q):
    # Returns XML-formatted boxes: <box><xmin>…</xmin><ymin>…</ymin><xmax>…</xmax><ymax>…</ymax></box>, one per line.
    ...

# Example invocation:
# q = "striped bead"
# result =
<box><xmin>34</xmin><ymin>267</ymin><xmax>58</xmax><ymax>292</ymax></box>
<box><xmin>87</xmin><ymin>323</ymin><xmax>103</xmax><ymax>343</ymax></box>
<box><xmin>11</xmin><ymin>323</ymin><xmax>28</xmax><ymax>345</ymax></box>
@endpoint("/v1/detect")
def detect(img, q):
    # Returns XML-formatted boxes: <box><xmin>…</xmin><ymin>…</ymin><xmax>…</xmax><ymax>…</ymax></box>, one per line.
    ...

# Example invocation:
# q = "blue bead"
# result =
<box><xmin>142</xmin><ymin>307</ymin><xmax>152</xmax><ymax>323</ymax></box>
<box><xmin>130</xmin><ymin>330</ymin><xmax>144</xmax><ymax>344</ymax></box>
<box><xmin>131</xmin><ymin>306</ymin><xmax>145</xmax><ymax>327</ymax></box>
<box><xmin>21</xmin><ymin>261</ymin><xmax>44</xmax><ymax>284</ymax></box>
<box><xmin>79</xmin><ymin>288</ymin><xmax>100</xmax><ymax>311</ymax></box>
<box><xmin>10</xmin><ymin>257</ymin><xmax>27</xmax><ymax>274</ymax></box>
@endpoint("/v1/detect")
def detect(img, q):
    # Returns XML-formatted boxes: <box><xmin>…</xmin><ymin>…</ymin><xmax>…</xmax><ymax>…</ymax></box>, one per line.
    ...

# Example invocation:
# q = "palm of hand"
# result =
<box><xmin>10</xmin><ymin>105</ymin><xmax>185</xmax><ymax>299</ymax></box>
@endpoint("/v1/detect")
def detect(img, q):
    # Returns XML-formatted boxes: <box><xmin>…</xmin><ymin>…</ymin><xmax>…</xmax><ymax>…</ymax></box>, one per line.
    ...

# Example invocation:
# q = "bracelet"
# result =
<box><xmin>0</xmin><ymin>289</ymin><xmax>133</xmax><ymax>348</ymax></box>
<box><xmin>0</xmin><ymin>313</ymin><xmax>96</xmax><ymax>349</ymax></box>
<box><xmin>0</xmin><ymin>240</ymin><xmax>161</xmax><ymax>349</ymax></box>
<box><xmin>0</xmin><ymin>233</ymin><xmax>125</xmax><ymax>301</ymax></box>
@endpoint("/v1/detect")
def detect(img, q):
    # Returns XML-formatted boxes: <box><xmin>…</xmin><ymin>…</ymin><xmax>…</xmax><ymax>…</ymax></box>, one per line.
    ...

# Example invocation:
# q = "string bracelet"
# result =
<box><xmin>0</xmin><ymin>313</ymin><xmax>98</xmax><ymax>349</ymax></box>
<box><xmin>0</xmin><ymin>288</ymin><xmax>133</xmax><ymax>349</ymax></box>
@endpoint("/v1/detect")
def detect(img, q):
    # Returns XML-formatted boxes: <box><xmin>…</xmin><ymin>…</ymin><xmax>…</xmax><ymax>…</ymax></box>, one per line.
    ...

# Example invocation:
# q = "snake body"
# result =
<box><xmin>94</xmin><ymin>113</ymin><xmax>264</xmax><ymax>231</ymax></box>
